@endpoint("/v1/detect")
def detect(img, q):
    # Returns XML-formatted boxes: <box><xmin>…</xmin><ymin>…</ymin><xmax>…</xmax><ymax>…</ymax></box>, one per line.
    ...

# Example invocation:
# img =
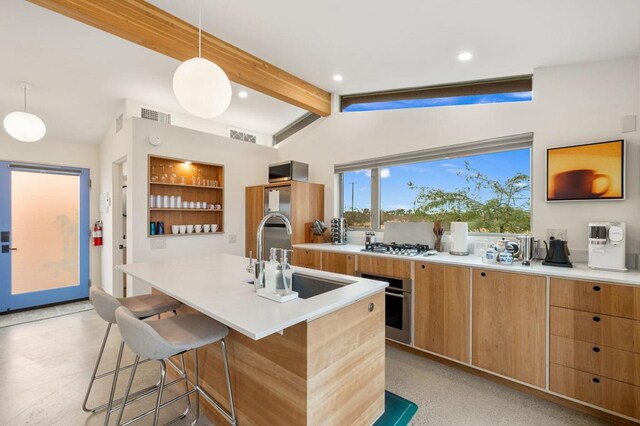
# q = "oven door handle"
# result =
<box><xmin>385</xmin><ymin>291</ymin><xmax>405</xmax><ymax>299</ymax></box>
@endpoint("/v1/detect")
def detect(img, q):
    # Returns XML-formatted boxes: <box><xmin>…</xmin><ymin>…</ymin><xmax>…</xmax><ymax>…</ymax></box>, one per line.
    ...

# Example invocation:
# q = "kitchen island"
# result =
<box><xmin>117</xmin><ymin>253</ymin><xmax>388</xmax><ymax>425</ymax></box>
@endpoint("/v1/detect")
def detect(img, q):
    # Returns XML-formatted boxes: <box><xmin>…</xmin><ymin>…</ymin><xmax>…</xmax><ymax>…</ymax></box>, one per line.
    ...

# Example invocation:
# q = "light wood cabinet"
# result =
<box><xmin>321</xmin><ymin>252</ymin><xmax>356</xmax><ymax>275</ymax></box>
<box><xmin>550</xmin><ymin>363</ymin><xmax>640</xmax><ymax>419</ymax></box>
<box><xmin>551</xmin><ymin>335</ymin><xmax>640</xmax><ymax>387</ymax></box>
<box><xmin>292</xmin><ymin>248</ymin><xmax>321</xmax><ymax>270</ymax></box>
<box><xmin>551</xmin><ymin>306</ymin><xmax>640</xmax><ymax>354</ymax></box>
<box><xmin>414</xmin><ymin>263</ymin><xmax>470</xmax><ymax>362</ymax></box>
<box><xmin>244</xmin><ymin>181</ymin><xmax>324</xmax><ymax>258</ymax></box>
<box><xmin>472</xmin><ymin>269</ymin><xmax>546</xmax><ymax>387</ymax></box>
<box><xmin>357</xmin><ymin>255</ymin><xmax>411</xmax><ymax>279</ymax></box>
<box><xmin>551</xmin><ymin>278</ymin><xmax>640</xmax><ymax>321</ymax></box>
<box><xmin>244</xmin><ymin>185</ymin><xmax>264</xmax><ymax>257</ymax></box>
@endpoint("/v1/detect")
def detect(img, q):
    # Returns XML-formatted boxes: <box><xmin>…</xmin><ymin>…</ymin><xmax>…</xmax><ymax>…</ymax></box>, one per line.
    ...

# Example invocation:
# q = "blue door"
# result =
<box><xmin>0</xmin><ymin>161</ymin><xmax>90</xmax><ymax>312</ymax></box>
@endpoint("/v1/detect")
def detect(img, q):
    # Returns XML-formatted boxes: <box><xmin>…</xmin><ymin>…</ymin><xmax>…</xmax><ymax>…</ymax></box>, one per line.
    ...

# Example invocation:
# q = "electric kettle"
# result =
<box><xmin>542</xmin><ymin>238</ymin><xmax>573</xmax><ymax>268</ymax></box>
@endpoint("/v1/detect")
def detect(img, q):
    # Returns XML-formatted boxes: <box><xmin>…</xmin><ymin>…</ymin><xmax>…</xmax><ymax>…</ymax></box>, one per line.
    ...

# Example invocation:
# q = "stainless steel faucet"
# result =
<box><xmin>247</xmin><ymin>212</ymin><xmax>292</xmax><ymax>278</ymax></box>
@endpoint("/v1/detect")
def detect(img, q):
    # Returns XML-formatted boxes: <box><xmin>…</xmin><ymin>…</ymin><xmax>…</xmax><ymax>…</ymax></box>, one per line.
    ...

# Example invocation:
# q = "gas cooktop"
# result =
<box><xmin>361</xmin><ymin>242</ymin><xmax>431</xmax><ymax>257</ymax></box>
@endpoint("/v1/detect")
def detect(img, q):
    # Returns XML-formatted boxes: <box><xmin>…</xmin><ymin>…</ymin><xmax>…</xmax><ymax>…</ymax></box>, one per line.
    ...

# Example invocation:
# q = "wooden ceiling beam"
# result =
<box><xmin>27</xmin><ymin>0</ymin><xmax>332</xmax><ymax>116</ymax></box>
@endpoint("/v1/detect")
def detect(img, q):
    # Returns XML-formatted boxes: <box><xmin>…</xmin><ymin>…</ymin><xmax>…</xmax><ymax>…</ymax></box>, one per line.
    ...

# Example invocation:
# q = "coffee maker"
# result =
<box><xmin>588</xmin><ymin>222</ymin><xmax>627</xmax><ymax>271</ymax></box>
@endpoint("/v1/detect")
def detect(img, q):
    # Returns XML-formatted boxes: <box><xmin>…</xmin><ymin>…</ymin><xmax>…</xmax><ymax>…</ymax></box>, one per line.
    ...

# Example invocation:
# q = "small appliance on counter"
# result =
<box><xmin>449</xmin><ymin>220</ymin><xmax>469</xmax><ymax>256</ymax></box>
<box><xmin>588</xmin><ymin>222</ymin><xmax>627</xmax><ymax>271</ymax></box>
<box><xmin>542</xmin><ymin>237</ymin><xmax>572</xmax><ymax>268</ymax></box>
<box><xmin>330</xmin><ymin>217</ymin><xmax>348</xmax><ymax>245</ymax></box>
<box><xmin>268</xmin><ymin>161</ymin><xmax>309</xmax><ymax>183</ymax></box>
<box><xmin>516</xmin><ymin>235</ymin><xmax>540</xmax><ymax>266</ymax></box>
<box><xmin>365</xmin><ymin>231</ymin><xmax>376</xmax><ymax>250</ymax></box>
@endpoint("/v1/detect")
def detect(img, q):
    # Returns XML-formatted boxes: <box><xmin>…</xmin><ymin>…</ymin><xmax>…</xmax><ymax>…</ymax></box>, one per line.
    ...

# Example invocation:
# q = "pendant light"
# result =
<box><xmin>173</xmin><ymin>0</ymin><xmax>232</xmax><ymax>118</ymax></box>
<box><xmin>3</xmin><ymin>83</ymin><xmax>47</xmax><ymax>143</ymax></box>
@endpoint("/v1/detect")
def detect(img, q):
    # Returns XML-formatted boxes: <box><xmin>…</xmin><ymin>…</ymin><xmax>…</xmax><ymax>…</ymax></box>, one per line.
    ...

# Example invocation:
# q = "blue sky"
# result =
<box><xmin>343</xmin><ymin>91</ymin><xmax>533</xmax><ymax>112</ymax></box>
<box><xmin>343</xmin><ymin>148</ymin><xmax>531</xmax><ymax>211</ymax></box>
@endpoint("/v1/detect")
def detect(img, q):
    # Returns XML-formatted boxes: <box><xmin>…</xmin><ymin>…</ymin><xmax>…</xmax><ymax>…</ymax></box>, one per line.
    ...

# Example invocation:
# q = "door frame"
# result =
<box><xmin>0</xmin><ymin>161</ymin><xmax>90</xmax><ymax>312</ymax></box>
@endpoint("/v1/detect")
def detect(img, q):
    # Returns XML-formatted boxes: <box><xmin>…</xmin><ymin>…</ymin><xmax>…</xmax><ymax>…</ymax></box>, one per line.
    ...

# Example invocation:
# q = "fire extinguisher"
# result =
<box><xmin>93</xmin><ymin>220</ymin><xmax>103</xmax><ymax>246</ymax></box>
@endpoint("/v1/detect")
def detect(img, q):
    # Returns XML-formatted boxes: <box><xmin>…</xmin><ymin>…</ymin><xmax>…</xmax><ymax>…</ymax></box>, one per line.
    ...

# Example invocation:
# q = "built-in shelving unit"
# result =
<box><xmin>148</xmin><ymin>155</ymin><xmax>224</xmax><ymax>237</ymax></box>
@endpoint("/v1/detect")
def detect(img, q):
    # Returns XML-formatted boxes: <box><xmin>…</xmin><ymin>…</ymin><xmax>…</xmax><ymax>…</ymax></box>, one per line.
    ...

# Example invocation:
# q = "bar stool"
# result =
<box><xmin>84</xmin><ymin>286</ymin><xmax>184</xmax><ymax>424</ymax></box>
<box><xmin>115</xmin><ymin>306</ymin><xmax>237</xmax><ymax>426</ymax></box>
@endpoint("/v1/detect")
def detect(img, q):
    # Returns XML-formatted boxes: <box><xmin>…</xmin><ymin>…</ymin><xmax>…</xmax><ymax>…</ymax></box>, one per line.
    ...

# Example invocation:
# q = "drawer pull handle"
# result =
<box><xmin>592</xmin><ymin>378</ymin><xmax>600</xmax><ymax>384</ymax></box>
<box><xmin>592</xmin><ymin>346</ymin><xmax>600</xmax><ymax>353</ymax></box>
<box><xmin>348</xmin><ymin>256</ymin><xmax>351</xmax><ymax>260</ymax></box>
<box><xmin>592</xmin><ymin>285</ymin><xmax>601</xmax><ymax>292</ymax></box>
<box><xmin>421</xmin><ymin>264</ymin><xmax>425</xmax><ymax>269</ymax></box>
<box><xmin>481</xmin><ymin>272</ymin><xmax>486</xmax><ymax>277</ymax></box>
<box><xmin>368</xmin><ymin>303</ymin><xmax>375</xmax><ymax>312</ymax></box>
<box><xmin>593</xmin><ymin>316</ymin><xmax>601</xmax><ymax>322</ymax></box>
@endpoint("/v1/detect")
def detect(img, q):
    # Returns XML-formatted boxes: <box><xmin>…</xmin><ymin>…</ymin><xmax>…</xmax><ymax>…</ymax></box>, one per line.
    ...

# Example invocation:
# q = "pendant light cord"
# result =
<box><xmin>23</xmin><ymin>85</ymin><xmax>27</xmax><ymax>112</ymax></box>
<box><xmin>198</xmin><ymin>0</ymin><xmax>202</xmax><ymax>58</ymax></box>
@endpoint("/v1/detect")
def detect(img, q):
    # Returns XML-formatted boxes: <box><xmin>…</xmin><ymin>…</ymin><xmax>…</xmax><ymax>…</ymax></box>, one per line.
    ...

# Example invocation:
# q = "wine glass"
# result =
<box><xmin>168</xmin><ymin>165</ymin><xmax>177</xmax><ymax>184</ymax></box>
<box><xmin>150</xmin><ymin>166</ymin><xmax>159</xmax><ymax>182</ymax></box>
<box><xmin>196</xmin><ymin>168</ymin><xmax>203</xmax><ymax>186</ymax></box>
<box><xmin>159</xmin><ymin>165</ymin><xmax>168</xmax><ymax>183</ymax></box>
<box><xmin>191</xmin><ymin>168</ymin><xmax>198</xmax><ymax>186</ymax></box>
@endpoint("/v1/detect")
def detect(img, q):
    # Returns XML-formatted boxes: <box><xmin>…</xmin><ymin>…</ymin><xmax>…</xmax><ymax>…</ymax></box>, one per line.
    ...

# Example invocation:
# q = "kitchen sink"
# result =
<box><xmin>243</xmin><ymin>272</ymin><xmax>356</xmax><ymax>299</ymax></box>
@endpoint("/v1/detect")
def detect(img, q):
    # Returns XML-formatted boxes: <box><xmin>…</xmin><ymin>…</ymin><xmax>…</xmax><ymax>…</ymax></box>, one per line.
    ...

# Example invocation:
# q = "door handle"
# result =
<box><xmin>9</xmin><ymin>247</ymin><xmax>17</xmax><ymax>251</ymax></box>
<box><xmin>385</xmin><ymin>291</ymin><xmax>405</xmax><ymax>299</ymax></box>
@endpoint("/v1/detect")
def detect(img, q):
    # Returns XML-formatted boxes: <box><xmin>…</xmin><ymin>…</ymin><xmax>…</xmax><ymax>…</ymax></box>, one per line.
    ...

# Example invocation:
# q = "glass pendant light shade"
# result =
<box><xmin>173</xmin><ymin>57</ymin><xmax>232</xmax><ymax>118</ymax></box>
<box><xmin>3</xmin><ymin>111</ymin><xmax>46</xmax><ymax>143</ymax></box>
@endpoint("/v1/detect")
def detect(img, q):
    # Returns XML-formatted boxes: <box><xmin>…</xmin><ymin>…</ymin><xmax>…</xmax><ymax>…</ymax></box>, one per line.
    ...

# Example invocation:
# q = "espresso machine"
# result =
<box><xmin>588</xmin><ymin>222</ymin><xmax>627</xmax><ymax>271</ymax></box>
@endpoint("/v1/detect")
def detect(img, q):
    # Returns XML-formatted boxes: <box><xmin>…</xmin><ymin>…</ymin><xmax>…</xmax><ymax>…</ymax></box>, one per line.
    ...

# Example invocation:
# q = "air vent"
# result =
<box><xmin>230</xmin><ymin>129</ymin><xmax>257</xmax><ymax>143</ymax></box>
<box><xmin>115</xmin><ymin>113</ymin><xmax>124</xmax><ymax>133</ymax></box>
<box><xmin>141</xmin><ymin>107</ymin><xmax>171</xmax><ymax>125</ymax></box>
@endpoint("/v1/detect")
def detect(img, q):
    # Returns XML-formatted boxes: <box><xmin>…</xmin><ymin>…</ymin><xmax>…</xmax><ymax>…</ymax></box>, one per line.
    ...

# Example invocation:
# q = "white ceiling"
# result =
<box><xmin>151</xmin><ymin>0</ymin><xmax>640</xmax><ymax>94</ymax></box>
<box><xmin>2</xmin><ymin>0</ymin><xmax>640</xmax><ymax>145</ymax></box>
<box><xmin>0</xmin><ymin>0</ymin><xmax>306</xmax><ymax>144</ymax></box>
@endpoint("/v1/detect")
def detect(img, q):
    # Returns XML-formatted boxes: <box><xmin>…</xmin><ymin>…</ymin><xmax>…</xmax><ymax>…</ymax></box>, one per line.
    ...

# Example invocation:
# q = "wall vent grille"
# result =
<box><xmin>115</xmin><ymin>113</ymin><xmax>124</xmax><ymax>133</ymax></box>
<box><xmin>141</xmin><ymin>107</ymin><xmax>171</xmax><ymax>125</ymax></box>
<box><xmin>230</xmin><ymin>129</ymin><xmax>257</xmax><ymax>143</ymax></box>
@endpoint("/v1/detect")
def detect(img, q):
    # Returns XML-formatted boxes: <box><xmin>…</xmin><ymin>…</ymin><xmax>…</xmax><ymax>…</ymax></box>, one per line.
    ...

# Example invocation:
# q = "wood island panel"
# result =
<box><xmin>166</xmin><ymin>292</ymin><xmax>385</xmax><ymax>425</ymax></box>
<box><xmin>414</xmin><ymin>263</ymin><xmax>470</xmax><ymax>362</ymax></box>
<box><xmin>472</xmin><ymin>269</ymin><xmax>546</xmax><ymax>388</ymax></box>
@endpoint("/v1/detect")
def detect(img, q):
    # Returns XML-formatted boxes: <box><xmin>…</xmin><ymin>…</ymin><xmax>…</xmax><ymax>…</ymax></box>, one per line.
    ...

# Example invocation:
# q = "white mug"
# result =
<box><xmin>186</xmin><ymin>224</ymin><xmax>194</xmax><ymax>233</ymax></box>
<box><xmin>194</xmin><ymin>224</ymin><xmax>203</xmax><ymax>233</ymax></box>
<box><xmin>211</xmin><ymin>224</ymin><xmax>219</xmax><ymax>232</ymax></box>
<box><xmin>171</xmin><ymin>225</ymin><xmax>180</xmax><ymax>234</ymax></box>
<box><xmin>189</xmin><ymin>201</ymin><xmax>195</xmax><ymax>209</ymax></box>
<box><xmin>182</xmin><ymin>201</ymin><xmax>188</xmax><ymax>208</ymax></box>
<box><xmin>179</xmin><ymin>225</ymin><xmax>187</xmax><ymax>234</ymax></box>
<box><xmin>196</xmin><ymin>202</ymin><xmax>202</xmax><ymax>209</ymax></box>
<box><xmin>203</xmin><ymin>224</ymin><xmax>211</xmax><ymax>233</ymax></box>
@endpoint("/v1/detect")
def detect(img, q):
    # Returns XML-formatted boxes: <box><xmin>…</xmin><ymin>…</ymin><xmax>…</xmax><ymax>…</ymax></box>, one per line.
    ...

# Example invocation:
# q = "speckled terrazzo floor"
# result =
<box><xmin>385</xmin><ymin>346</ymin><xmax>610</xmax><ymax>425</ymax></box>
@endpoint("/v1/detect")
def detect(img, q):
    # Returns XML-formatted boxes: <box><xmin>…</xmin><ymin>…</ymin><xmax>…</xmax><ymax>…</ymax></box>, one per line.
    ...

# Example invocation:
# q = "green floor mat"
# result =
<box><xmin>374</xmin><ymin>390</ymin><xmax>419</xmax><ymax>426</ymax></box>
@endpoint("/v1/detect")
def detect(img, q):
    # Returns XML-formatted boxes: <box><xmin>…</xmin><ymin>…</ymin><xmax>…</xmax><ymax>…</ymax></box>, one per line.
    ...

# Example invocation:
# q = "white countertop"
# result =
<box><xmin>293</xmin><ymin>243</ymin><xmax>640</xmax><ymax>286</ymax></box>
<box><xmin>117</xmin><ymin>253</ymin><xmax>387</xmax><ymax>340</ymax></box>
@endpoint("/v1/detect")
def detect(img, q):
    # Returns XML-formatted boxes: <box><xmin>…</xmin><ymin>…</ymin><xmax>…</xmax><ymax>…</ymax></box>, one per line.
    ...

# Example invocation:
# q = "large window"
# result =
<box><xmin>339</xmin><ymin>140</ymin><xmax>531</xmax><ymax>234</ymax></box>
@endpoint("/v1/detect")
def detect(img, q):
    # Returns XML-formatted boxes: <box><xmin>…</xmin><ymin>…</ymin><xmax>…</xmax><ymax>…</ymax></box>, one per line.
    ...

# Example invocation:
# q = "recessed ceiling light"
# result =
<box><xmin>238</xmin><ymin>91</ymin><xmax>248</xmax><ymax>99</ymax></box>
<box><xmin>333</xmin><ymin>74</ymin><xmax>343</xmax><ymax>82</ymax></box>
<box><xmin>458</xmin><ymin>52</ymin><xmax>473</xmax><ymax>62</ymax></box>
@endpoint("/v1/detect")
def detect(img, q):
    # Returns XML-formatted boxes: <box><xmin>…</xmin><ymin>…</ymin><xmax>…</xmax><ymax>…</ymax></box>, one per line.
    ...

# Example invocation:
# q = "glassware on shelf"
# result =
<box><xmin>196</xmin><ymin>168</ymin><xmax>203</xmax><ymax>186</ymax></box>
<box><xmin>168</xmin><ymin>165</ymin><xmax>177</xmax><ymax>184</ymax></box>
<box><xmin>159</xmin><ymin>165</ymin><xmax>168</xmax><ymax>183</ymax></box>
<box><xmin>191</xmin><ymin>168</ymin><xmax>198</xmax><ymax>186</ymax></box>
<box><xmin>150</xmin><ymin>166</ymin><xmax>159</xmax><ymax>182</ymax></box>
<box><xmin>179</xmin><ymin>175</ymin><xmax>186</xmax><ymax>185</ymax></box>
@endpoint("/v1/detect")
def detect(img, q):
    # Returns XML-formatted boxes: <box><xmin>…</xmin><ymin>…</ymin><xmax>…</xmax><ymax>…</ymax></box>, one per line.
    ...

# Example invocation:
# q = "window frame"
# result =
<box><xmin>337</xmin><ymin>135</ymin><xmax>533</xmax><ymax>235</ymax></box>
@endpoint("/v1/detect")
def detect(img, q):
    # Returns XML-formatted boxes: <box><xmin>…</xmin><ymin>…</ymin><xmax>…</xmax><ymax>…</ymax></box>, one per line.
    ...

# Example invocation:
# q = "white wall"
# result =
<box><xmin>0</xmin><ymin>136</ymin><xmax>101</xmax><ymax>288</ymax></box>
<box><xmin>124</xmin><ymin>99</ymin><xmax>272</xmax><ymax>147</ymax></box>
<box><xmin>276</xmin><ymin>57</ymin><xmax>640</xmax><ymax>255</ymax></box>
<box><xmin>127</xmin><ymin>118</ymin><xmax>278</xmax><ymax>295</ymax></box>
<box><xmin>99</xmin><ymin>104</ymin><xmax>132</xmax><ymax>295</ymax></box>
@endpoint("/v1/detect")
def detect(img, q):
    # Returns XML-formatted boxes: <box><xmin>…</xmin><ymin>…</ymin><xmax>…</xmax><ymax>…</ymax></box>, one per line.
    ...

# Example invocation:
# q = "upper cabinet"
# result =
<box><xmin>148</xmin><ymin>155</ymin><xmax>224</xmax><ymax>237</ymax></box>
<box><xmin>472</xmin><ymin>269</ymin><xmax>546</xmax><ymax>388</ymax></box>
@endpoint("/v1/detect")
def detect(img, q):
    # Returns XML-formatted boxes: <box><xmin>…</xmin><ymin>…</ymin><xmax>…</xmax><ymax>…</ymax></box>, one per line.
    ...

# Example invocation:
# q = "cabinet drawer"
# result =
<box><xmin>292</xmin><ymin>248</ymin><xmax>321</xmax><ymax>269</ymax></box>
<box><xmin>551</xmin><ymin>278</ymin><xmax>640</xmax><ymax>320</ymax></box>
<box><xmin>357</xmin><ymin>255</ymin><xmax>411</xmax><ymax>279</ymax></box>
<box><xmin>550</xmin><ymin>363</ymin><xmax>640</xmax><ymax>419</ymax></box>
<box><xmin>321</xmin><ymin>252</ymin><xmax>356</xmax><ymax>275</ymax></box>
<box><xmin>551</xmin><ymin>335</ymin><xmax>640</xmax><ymax>386</ymax></box>
<box><xmin>551</xmin><ymin>306</ymin><xmax>640</xmax><ymax>353</ymax></box>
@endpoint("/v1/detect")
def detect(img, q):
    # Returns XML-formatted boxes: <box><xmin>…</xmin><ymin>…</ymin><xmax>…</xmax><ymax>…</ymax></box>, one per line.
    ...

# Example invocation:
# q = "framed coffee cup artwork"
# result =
<box><xmin>546</xmin><ymin>139</ymin><xmax>624</xmax><ymax>201</ymax></box>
